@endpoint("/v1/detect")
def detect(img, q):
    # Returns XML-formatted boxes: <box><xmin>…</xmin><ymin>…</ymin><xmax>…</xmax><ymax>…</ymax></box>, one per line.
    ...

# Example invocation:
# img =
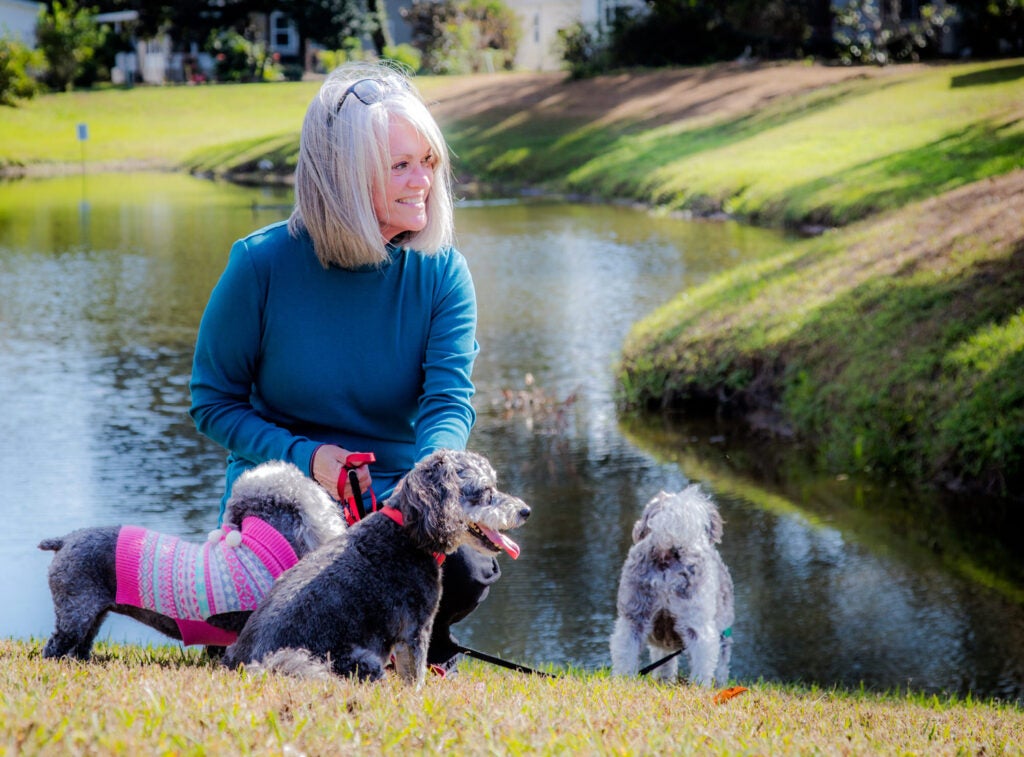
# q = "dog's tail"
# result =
<box><xmin>38</xmin><ymin>538</ymin><xmax>64</xmax><ymax>552</ymax></box>
<box><xmin>247</xmin><ymin>648</ymin><xmax>335</xmax><ymax>681</ymax></box>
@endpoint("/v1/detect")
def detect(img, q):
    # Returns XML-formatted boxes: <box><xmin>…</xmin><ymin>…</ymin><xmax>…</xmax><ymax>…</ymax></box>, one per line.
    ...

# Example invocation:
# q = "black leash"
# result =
<box><xmin>454</xmin><ymin>644</ymin><xmax>679</xmax><ymax>678</ymax></box>
<box><xmin>639</xmin><ymin>649</ymin><xmax>682</xmax><ymax>676</ymax></box>
<box><xmin>456</xmin><ymin>644</ymin><xmax>557</xmax><ymax>678</ymax></box>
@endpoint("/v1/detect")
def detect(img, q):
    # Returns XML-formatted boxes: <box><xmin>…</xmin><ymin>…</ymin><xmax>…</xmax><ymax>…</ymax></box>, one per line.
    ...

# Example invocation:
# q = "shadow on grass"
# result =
<box><xmin>950</xmin><ymin>62</ymin><xmax>1024</xmax><ymax>88</ymax></box>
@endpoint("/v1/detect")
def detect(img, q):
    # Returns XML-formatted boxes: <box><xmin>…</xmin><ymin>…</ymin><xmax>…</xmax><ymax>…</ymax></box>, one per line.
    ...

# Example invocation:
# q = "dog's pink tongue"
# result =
<box><xmin>480</xmin><ymin>525</ymin><xmax>520</xmax><ymax>559</ymax></box>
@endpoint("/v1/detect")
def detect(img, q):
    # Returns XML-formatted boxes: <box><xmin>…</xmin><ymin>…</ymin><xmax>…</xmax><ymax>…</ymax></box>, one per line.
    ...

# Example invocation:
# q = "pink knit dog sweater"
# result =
<box><xmin>115</xmin><ymin>516</ymin><xmax>298</xmax><ymax>646</ymax></box>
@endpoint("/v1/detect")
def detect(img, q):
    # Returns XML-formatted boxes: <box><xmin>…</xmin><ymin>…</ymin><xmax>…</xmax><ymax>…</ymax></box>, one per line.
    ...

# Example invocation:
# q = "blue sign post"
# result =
<box><xmin>76</xmin><ymin>123</ymin><xmax>88</xmax><ymax>172</ymax></box>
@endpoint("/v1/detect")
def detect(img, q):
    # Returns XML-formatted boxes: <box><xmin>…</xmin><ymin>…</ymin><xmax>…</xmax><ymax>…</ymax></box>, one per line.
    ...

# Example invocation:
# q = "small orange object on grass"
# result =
<box><xmin>712</xmin><ymin>685</ymin><xmax>749</xmax><ymax>704</ymax></box>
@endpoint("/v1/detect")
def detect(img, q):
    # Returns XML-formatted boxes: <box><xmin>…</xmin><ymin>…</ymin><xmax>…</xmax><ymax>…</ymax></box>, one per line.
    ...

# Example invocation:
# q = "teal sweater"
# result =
<box><xmin>189</xmin><ymin>221</ymin><xmax>478</xmax><ymax>518</ymax></box>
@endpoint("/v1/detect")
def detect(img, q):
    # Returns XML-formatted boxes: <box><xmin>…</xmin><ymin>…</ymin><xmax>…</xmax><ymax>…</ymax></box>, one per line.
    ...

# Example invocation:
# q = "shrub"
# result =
<box><xmin>555</xmin><ymin>22</ymin><xmax>610</xmax><ymax>79</ymax></box>
<box><xmin>382</xmin><ymin>43</ymin><xmax>423</xmax><ymax>72</ymax></box>
<box><xmin>206</xmin><ymin>28</ymin><xmax>274</xmax><ymax>83</ymax></box>
<box><xmin>401</xmin><ymin>0</ymin><xmax>519</xmax><ymax>74</ymax></box>
<box><xmin>0</xmin><ymin>36</ymin><xmax>41</xmax><ymax>106</ymax></box>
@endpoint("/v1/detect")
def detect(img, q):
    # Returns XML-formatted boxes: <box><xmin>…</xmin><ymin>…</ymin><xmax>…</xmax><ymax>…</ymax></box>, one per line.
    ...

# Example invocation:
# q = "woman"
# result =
<box><xmin>189</xmin><ymin>61</ymin><xmax>495</xmax><ymax>673</ymax></box>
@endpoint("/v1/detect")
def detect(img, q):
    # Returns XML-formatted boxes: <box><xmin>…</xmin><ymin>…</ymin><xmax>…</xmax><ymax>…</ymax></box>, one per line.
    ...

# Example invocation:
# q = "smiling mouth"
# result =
<box><xmin>468</xmin><ymin>523</ymin><xmax>521</xmax><ymax>559</ymax></box>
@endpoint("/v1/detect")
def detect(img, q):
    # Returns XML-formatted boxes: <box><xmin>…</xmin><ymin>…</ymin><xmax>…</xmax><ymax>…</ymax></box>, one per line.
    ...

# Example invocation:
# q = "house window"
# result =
<box><xmin>269</xmin><ymin>11</ymin><xmax>298</xmax><ymax>56</ymax></box>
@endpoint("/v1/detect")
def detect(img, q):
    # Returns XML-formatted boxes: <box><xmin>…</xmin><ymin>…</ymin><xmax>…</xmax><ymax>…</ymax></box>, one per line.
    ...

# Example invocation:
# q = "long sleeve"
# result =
<box><xmin>415</xmin><ymin>249</ymin><xmax>478</xmax><ymax>460</ymax></box>
<box><xmin>189</xmin><ymin>236</ymin><xmax>321</xmax><ymax>476</ymax></box>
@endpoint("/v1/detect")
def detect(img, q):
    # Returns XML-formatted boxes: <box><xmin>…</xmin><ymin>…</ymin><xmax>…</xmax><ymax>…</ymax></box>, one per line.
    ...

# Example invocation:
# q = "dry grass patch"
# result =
<box><xmin>1</xmin><ymin>639</ymin><xmax>1021</xmax><ymax>755</ymax></box>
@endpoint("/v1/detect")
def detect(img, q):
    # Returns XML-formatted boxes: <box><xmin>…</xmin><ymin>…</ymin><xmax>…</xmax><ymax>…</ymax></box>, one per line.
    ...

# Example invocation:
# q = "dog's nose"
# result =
<box><xmin>519</xmin><ymin>505</ymin><xmax>531</xmax><ymax>520</ymax></box>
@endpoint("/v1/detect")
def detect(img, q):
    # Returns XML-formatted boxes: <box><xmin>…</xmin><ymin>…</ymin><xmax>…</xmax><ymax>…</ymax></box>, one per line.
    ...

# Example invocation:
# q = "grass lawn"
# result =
<box><xmin>1</xmin><ymin>639</ymin><xmax>1020</xmax><ymax>754</ymax></box>
<box><xmin>0</xmin><ymin>81</ymin><xmax>319</xmax><ymax>167</ymax></box>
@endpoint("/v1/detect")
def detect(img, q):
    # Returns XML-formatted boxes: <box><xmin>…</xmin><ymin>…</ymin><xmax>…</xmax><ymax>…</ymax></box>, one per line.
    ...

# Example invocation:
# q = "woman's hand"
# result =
<box><xmin>312</xmin><ymin>444</ymin><xmax>374</xmax><ymax>501</ymax></box>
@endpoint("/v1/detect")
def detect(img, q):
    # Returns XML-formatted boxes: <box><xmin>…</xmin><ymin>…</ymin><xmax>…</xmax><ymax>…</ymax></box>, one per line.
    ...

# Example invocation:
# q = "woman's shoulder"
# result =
<box><xmin>234</xmin><ymin>220</ymin><xmax>296</xmax><ymax>253</ymax></box>
<box><xmin>400</xmin><ymin>245</ymin><xmax>468</xmax><ymax>274</ymax></box>
<box><xmin>231</xmin><ymin>221</ymin><xmax>313</xmax><ymax>268</ymax></box>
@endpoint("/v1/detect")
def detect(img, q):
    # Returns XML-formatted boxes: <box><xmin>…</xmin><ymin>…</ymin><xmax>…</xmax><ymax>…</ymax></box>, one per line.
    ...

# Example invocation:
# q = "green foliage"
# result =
<box><xmin>557</xmin><ymin>0</ymin><xmax>821</xmax><ymax>74</ymax></box>
<box><xmin>556</xmin><ymin>22</ymin><xmax>611</xmax><ymax>79</ymax></box>
<box><xmin>35</xmin><ymin>0</ymin><xmax>107</xmax><ymax>91</ymax></box>
<box><xmin>833</xmin><ymin>0</ymin><xmax>954</xmax><ymax>64</ymax></box>
<box><xmin>206</xmin><ymin>28</ymin><xmax>279</xmax><ymax>83</ymax></box>
<box><xmin>382</xmin><ymin>43</ymin><xmax>424</xmax><ymax>73</ymax></box>
<box><xmin>954</xmin><ymin>0</ymin><xmax>1024</xmax><ymax>57</ymax></box>
<box><xmin>401</xmin><ymin>0</ymin><xmax>519</xmax><ymax>74</ymax></box>
<box><xmin>278</xmin><ymin>0</ymin><xmax>371</xmax><ymax>53</ymax></box>
<box><xmin>317</xmin><ymin>37</ymin><xmax>367</xmax><ymax>73</ymax></box>
<box><xmin>0</xmin><ymin>35</ymin><xmax>41</xmax><ymax>106</ymax></box>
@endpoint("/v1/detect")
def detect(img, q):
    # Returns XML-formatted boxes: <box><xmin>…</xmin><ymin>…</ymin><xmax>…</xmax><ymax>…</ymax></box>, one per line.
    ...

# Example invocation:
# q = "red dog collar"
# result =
<box><xmin>380</xmin><ymin>506</ymin><xmax>445</xmax><ymax>565</ymax></box>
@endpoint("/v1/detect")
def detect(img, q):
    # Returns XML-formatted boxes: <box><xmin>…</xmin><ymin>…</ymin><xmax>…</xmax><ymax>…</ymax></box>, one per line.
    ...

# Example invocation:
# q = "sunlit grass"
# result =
<box><xmin>1</xmin><ymin>639</ymin><xmax>1020</xmax><ymax>754</ymax></box>
<box><xmin>0</xmin><ymin>81</ymin><xmax>320</xmax><ymax>166</ymax></box>
<box><xmin>447</xmin><ymin>60</ymin><xmax>1024</xmax><ymax>226</ymax></box>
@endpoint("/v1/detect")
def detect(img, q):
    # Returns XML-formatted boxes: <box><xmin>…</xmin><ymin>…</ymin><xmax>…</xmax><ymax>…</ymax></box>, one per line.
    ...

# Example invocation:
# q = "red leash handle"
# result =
<box><xmin>339</xmin><ymin>452</ymin><xmax>377</xmax><ymax>526</ymax></box>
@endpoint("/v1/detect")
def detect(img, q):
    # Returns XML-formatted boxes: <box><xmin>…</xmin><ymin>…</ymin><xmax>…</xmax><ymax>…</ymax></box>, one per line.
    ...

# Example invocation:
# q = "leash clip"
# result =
<box><xmin>340</xmin><ymin>452</ymin><xmax>377</xmax><ymax>526</ymax></box>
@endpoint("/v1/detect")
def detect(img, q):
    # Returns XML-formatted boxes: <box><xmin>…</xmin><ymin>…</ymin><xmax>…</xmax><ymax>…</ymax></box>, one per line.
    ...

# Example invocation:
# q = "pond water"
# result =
<box><xmin>1</xmin><ymin>173</ymin><xmax>1021</xmax><ymax>702</ymax></box>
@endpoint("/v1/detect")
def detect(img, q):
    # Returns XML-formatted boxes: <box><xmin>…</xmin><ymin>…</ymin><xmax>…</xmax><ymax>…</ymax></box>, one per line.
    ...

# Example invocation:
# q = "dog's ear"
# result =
<box><xmin>707</xmin><ymin>506</ymin><xmax>724</xmax><ymax>544</ymax></box>
<box><xmin>631</xmin><ymin>510</ymin><xmax>652</xmax><ymax>544</ymax></box>
<box><xmin>396</xmin><ymin>450</ymin><xmax>464</xmax><ymax>554</ymax></box>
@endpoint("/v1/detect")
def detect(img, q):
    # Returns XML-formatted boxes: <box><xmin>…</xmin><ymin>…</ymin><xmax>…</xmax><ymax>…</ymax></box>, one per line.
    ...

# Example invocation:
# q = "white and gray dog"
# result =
<box><xmin>38</xmin><ymin>461</ymin><xmax>346</xmax><ymax>659</ymax></box>
<box><xmin>610</xmin><ymin>485</ymin><xmax>734</xmax><ymax>686</ymax></box>
<box><xmin>222</xmin><ymin>449</ymin><xmax>530</xmax><ymax>687</ymax></box>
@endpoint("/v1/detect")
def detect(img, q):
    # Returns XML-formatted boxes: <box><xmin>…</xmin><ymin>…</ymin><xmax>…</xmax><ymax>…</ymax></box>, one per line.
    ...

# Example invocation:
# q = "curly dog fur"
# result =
<box><xmin>38</xmin><ymin>461</ymin><xmax>346</xmax><ymax>659</ymax></box>
<box><xmin>610</xmin><ymin>485</ymin><xmax>735</xmax><ymax>686</ymax></box>
<box><xmin>222</xmin><ymin>449</ymin><xmax>531</xmax><ymax>687</ymax></box>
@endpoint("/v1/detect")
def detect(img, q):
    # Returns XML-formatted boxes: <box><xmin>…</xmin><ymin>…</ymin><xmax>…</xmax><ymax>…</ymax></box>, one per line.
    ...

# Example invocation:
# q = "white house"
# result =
<box><xmin>375</xmin><ymin>0</ymin><xmax>644</xmax><ymax>72</ymax></box>
<box><xmin>504</xmin><ymin>0</ymin><xmax>643</xmax><ymax>70</ymax></box>
<box><xmin>0</xmin><ymin>0</ymin><xmax>43</xmax><ymax>47</ymax></box>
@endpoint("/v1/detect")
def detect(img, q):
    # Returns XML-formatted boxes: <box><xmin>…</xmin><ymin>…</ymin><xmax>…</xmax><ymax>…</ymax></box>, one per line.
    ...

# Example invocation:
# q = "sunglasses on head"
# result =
<box><xmin>338</xmin><ymin>78</ymin><xmax>389</xmax><ymax>109</ymax></box>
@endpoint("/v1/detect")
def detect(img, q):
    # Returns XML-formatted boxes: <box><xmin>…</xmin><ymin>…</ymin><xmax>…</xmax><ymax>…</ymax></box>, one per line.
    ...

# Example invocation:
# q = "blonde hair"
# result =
<box><xmin>288</xmin><ymin>61</ymin><xmax>455</xmax><ymax>269</ymax></box>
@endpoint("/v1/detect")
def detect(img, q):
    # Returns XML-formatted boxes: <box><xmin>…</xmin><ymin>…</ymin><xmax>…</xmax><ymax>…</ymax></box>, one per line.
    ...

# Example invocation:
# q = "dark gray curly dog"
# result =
<box><xmin>222</xmin><ymin>449</ymin><xmax>531</xmax><ymax>687</ymax></box>
<box><xmin>38</xmin><ymin>461</ymin><xmax>346</xmax><ymax>659</ymax></box>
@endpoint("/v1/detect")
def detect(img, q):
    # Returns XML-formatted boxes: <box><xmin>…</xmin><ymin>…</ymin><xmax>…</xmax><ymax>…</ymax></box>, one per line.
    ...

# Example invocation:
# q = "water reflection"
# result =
<box><xmin>1</xmin><ymin>173</ymin><xmax>1020</xmax><ymax>702</ymax></box>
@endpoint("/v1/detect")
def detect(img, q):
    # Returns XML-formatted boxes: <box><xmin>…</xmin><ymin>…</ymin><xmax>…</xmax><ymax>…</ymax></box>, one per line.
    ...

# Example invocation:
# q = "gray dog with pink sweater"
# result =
<box><xmin>38</xmin><ymin>460</ymin><xmax>346</xmax><ymax>659</ymax></box>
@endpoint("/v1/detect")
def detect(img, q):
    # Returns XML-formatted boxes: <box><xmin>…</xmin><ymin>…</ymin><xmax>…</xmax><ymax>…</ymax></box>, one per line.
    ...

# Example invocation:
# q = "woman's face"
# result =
<box><xmin>374</xmin><ymin>117</ymin><xmax>435</xmax><ymax>241</ymax></box>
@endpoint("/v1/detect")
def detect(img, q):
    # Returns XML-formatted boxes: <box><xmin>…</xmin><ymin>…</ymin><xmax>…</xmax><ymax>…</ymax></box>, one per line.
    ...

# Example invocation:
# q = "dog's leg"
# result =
<box><xmin>341</xmin><ymin>648</ymin><xmax>386</xmax><ymax>682</ymax></box>
<box><xmin>684</xmin><ymin>627</ymin><xmax>720</xmax><ymax>687</ymax></box>
<box><xmin>647</xmin><ymin>644</ymin><xmax>680</xmax><ymax>682</ymax></box>
<box><xmin>609</xmin><ymin>616</ymin><xmax>647</xmax><ymax>676</ymax></box>
<box><xmin>394</xmin><ymin>621</ymin><xmax>431</xmax><ymax>687</ymax></box>
<box><xmin>40</xmin><ymin>528</ymin><xmax>119</xmax><ymax>660</ymax></box>
<box><xmin>715</xmin><ymin>632</ymin><xmax>733</xmax><ymax>686</ymax></box>
<box><xmin>43</xmin><ymin>600</ymin><xmax>110</xmax><ymax>660</ymax></box>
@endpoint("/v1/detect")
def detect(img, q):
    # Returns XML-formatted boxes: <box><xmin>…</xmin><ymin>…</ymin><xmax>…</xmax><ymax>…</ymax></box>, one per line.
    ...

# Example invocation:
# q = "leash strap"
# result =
<box><xmin>339</xmin><ymin>452</ymin><xmax>377</xmax><ymax>526</ymax></box>
<box><xmin>639</xmin><ymin>628</ymin><xmax>731</xmax><ymax>676</ymax></box>
<box><xmin>639</xmin><ymin>649</ymin><xmax>682</xmax><ymax>675</ymax></box>
<box><xmin>455</xmin><ymin>644</ymin><xmax>556</xmax><ymax>678</ymax></box>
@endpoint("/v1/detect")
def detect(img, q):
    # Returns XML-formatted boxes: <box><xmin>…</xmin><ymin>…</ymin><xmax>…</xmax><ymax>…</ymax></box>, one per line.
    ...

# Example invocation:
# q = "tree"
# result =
<box><xmin>104</xmin><ymin>1</ymin><xmax>272</xmax><ymax>45</ymax></box>
<box><xmin>953</xmin><ymin>0</ymin><xmax>1024</xmax><ymax>57</ymax></box>
<box><xmin>35</xmin><ymin>0</ymin><xmax>107</xmax><ymax>91</ymax></box>
<box><xmin>276</xmin><ymin>0</ymin><xmax>388</xmax><ymax>58</ymax></box>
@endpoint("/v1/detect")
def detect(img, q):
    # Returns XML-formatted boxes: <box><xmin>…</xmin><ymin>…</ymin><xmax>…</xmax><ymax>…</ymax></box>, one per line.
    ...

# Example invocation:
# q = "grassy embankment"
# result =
<box><xmin>1</xmin><ymin>60</ymin><xmax>1021</xmax><ymax>493</ymax></box>
<box><xmin>2</xmin><ymin>639</ymin><xmax>1021</xmax><ymax>754</ymax></box>
<box><xmin>433</xmin><ymin>60</ymin><xmax>1024</xmax><ymax>495</ymax></box>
